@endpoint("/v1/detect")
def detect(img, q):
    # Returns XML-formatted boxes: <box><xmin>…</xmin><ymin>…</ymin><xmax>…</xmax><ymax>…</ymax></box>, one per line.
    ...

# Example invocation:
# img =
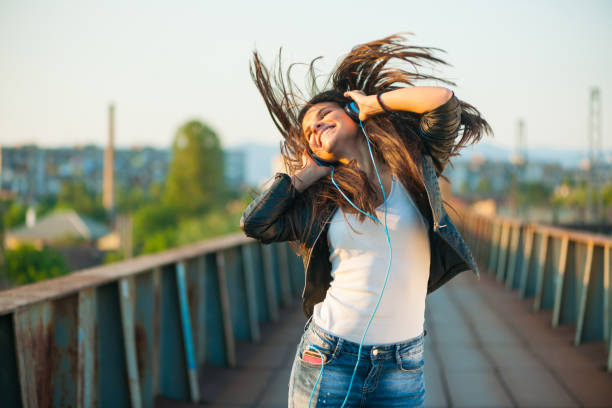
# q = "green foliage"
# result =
<box><xmin>175</xmin><ymin>209</ymin><xmax>242</xmax><ymax>246</ymax></box>
<box><xmin>36</xmin><ymin>196</ymin><xmax>58</xmax><ymax>218</ymax></box>
<box><xmin>132</xmin><ymin>203</ymin><xmax>178</xmax><ymax>254</ymax></box>
<box><xmin>476</xmin><ymin>178</ymin><xmax>492</xmax><ymax>194</ymax></box>
<box><xmin>2</xmin><ymin>200</ymin><xmax>27</xmax><ymax>229</ymax></box>
<box><xmin>164</xmin><ymin>120</ymin><xmax>225</xmax><ymax>214</ymax></box>
<box><xmin>5</xmin><ymin>245</ymin><xmax>70</xmax><ymax>285</ymax></box>
<box><xmin>103</xmin><ymin>250</ymin><xmax>125</xmax><ymax>264</ymax></box>
<box><xmin>142</xmin><ymin>230</ymin><xmax>177</xmax><ymax>254</ymax></box>
<box><xmin>114</xmin><ymin>119</ymin><xmax>249</xmax><ymax>257</ymax></box>
<box><xmin>57</xmin><ymin>181</ymin><xmax>107</xmax><ymax>223</ymax></box>
<box><xmin>517</xmin><ymin>181</ymin><xmax>553</xmax><ymax>207</ymax></box>
<box><xmin>603</xmin><ymin>183</ymin><xmax>612</xmax><ymax>206</ymax></box>
<box><xmin>117</xmin><ymin>186</ymin><xmax>149</xmax><ymax>213</ymax></box>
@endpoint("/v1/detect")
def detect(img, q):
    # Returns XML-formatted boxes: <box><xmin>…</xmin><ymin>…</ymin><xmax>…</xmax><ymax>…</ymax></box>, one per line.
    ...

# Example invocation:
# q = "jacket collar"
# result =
<box><xmin>421</xmin><ymin>154</ymin><xmax>444</xmax><ymax>232</ymax></box>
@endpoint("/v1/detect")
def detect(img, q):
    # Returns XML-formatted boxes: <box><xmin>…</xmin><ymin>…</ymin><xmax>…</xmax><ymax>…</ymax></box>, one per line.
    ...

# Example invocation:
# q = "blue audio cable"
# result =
<box><xmin>307</xmin><ymin>119</ymin><xmax>394</xmax><ymax>408</ymax></box>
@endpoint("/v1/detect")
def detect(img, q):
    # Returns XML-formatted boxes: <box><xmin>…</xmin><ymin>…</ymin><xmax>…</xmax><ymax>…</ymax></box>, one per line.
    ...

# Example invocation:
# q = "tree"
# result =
<box><xmin>164</xmin><ymin>120</ymin><xmax>225</xmax><ymax>214</ymax></box>
<box><xmin>57</xmin><ymin>181</ymin><xmax>107</xmax><ymax>223</ymax></box>
<box><xmin>5</xmin><ymin>245</ymin><xmax>69</xmax><ymax>286</ymax></box>
<box><xmin>132</xmin><ymin>203</ymin><xmax>178</xmax><ymax>254</ymax></box>
<box><xmin>2</xmin><ymin>200</ymin><xmax>27</xmax><ymax>229</ymax></box>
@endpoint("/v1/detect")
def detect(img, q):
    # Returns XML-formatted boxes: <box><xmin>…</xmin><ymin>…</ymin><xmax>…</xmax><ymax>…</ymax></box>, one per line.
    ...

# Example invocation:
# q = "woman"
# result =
<box><xmin>241</xmin><ymin>34</ymin><xmax>491</xmax><ymax>407</ymax></box>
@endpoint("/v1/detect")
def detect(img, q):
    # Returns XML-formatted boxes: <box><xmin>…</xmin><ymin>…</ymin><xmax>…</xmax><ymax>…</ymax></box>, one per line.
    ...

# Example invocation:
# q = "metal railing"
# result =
<box><xmin>455</xmin><ymin>211</ymin><xmax>612</xmax><ymax>372</ymax></box>
<box><xmin>0</xmin><ymin>234</ymin><xmax>303</xmax><ymax>407</ymax></box>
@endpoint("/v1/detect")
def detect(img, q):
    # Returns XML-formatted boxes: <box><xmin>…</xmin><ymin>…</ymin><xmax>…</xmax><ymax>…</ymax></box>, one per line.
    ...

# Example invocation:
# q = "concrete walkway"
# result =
<box><xmin>157</xmin><ymin>272</ymin><xmax>612</xmax><ymax>408</ymax></box>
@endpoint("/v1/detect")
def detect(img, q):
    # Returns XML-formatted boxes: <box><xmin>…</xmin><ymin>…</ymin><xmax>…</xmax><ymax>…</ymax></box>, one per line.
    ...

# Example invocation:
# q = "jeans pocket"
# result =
<box><xmin>298</xmin><ymin>327</ymin><xmax>337</xmax><ymax>367</ymax></box>
<box><xmin>397</xmin><ymin>341</ymin><xmax>424</xmax><ymax>373</ymax></box>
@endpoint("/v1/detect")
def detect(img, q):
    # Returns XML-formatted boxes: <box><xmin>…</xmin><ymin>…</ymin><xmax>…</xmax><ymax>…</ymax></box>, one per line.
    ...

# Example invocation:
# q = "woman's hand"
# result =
<box><xmin>344</xmin><ymin>90</ymin><xmax>384</xmax><ymax>121</ymax></box>
<box><xmin>291</xmin><ymin>150</ymin><xmax>332</xmax><ymax>192</ymax></box>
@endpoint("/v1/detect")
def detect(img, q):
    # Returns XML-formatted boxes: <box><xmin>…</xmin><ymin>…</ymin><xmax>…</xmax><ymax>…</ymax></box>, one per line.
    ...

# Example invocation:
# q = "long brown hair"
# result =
<box><xmin>250</xmin><ymin>33</ymin><xmax>492</xmax><ymax>242</ymax></box>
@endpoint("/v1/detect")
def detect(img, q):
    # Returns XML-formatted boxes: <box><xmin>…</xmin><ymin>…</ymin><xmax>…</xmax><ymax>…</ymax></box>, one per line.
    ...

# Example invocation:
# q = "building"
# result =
<box><xmin>0</xmin><ymin>144</ymin><xmax>250</xmax><ymax>202</ymax></box>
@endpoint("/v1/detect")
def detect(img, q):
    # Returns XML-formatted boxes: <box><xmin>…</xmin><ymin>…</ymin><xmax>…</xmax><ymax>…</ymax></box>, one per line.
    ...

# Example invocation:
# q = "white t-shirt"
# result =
<box><xmin>312</xmin><ymin>176</ymin><xmax>431</xmax><ymax>344</ymax></box>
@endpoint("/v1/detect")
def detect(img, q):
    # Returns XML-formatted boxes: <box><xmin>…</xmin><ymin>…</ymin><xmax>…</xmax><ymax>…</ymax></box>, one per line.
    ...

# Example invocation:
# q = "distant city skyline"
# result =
<box><xmin>1</xmin><ymin>0</ymin><xmax>610</xmax><ymax>153</ymax></box>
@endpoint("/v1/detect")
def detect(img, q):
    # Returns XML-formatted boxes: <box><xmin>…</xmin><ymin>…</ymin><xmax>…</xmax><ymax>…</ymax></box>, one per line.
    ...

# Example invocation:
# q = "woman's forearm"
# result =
<box><xmin>367</xmin><ymin>86</ymin><xmax>453</xmax><ymax>115</ymax></box>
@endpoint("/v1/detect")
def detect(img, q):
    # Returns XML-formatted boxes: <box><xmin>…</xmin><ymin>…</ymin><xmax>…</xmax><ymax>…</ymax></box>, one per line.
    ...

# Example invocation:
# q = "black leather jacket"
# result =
<box><xmin>241</xmin><ymin>94</ymin><xmax>479</xmax><ymax>318</ymax></box>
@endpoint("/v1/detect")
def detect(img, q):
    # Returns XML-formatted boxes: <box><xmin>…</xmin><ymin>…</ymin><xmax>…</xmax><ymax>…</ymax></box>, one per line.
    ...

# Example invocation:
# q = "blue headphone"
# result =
<box><xmin>305</xmin><ymin>97</ymin><xmax>395</xmax><ymax>408</ymax></box>
<box><xmin>344</xmin><ymin>100</ymin><xmax>361</xmax><ymax>123</ymax></box>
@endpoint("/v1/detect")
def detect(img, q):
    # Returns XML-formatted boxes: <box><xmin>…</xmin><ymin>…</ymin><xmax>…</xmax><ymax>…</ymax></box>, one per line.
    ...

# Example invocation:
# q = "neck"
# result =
<box><xmin>339</xmin><ymin>139</ymin><xmax>390</xmax><ymax>194</ymax></box>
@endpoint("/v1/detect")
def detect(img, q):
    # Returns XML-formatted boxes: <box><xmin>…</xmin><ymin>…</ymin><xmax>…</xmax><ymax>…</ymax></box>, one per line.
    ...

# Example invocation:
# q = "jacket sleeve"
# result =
<box><xmin>240</xmin><ymin>172</ymin><xmax>304</xmax><ymax>244</ymax></box>
<box><xmin>418</xmin><ymin>92</ymin><xmax>461</xmax><ymax>176</ymax></box>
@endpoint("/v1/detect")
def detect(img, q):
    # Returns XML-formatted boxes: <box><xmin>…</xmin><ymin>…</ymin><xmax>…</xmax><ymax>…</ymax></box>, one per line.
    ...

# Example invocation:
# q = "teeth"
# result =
<box><xmin>321</xmin><ymin>126</ymin><xmax>333</xmax><ymax>138</ymax></box>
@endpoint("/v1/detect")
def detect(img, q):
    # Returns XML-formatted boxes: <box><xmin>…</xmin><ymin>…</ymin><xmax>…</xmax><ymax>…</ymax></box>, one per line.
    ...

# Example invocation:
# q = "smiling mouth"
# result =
<box><xmin>317</xmin><ymin>125</ymin><xmax>335</xmax><ymax>146</ymax></box>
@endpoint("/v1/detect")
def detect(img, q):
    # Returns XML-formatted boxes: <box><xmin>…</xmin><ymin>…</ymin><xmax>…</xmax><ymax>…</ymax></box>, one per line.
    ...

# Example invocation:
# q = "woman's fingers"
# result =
<box><xmin>344</xmin><ymin>90</ymin><xmax>377</xmax><ymax>121</ymax></box>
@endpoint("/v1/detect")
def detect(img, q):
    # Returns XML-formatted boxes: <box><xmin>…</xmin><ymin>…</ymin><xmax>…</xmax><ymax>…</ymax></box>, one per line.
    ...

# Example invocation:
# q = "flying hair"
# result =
<box><xmin>249</xmin><ymin>33</ymin><xmax>492</xmax><ymax>248</ymax></box>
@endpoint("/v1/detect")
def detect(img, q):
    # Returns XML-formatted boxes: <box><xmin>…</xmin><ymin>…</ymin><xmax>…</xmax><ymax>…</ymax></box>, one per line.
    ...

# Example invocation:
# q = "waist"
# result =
<box><xmin>305</xmin><ymin>318</ymin><xmax>425</xmax><ymax>358</ymax></box>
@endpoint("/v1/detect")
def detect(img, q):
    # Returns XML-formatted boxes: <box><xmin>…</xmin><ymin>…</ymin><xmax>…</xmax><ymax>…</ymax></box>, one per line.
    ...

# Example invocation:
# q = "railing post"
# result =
<box><xmin>0</xmin><ymin>314</ymin><xmax>20</xmax><ymax>406</ymax></box>
<box><xmin>552</xmin><ymin>237</ymin><xmax>569</xmax><ymax>327</ymax></box>
<box><xmin>519</xmin><ymin>227</ymin><xmax>535</xmax><ymax>298</ymax></box>
<box><xmin>119</xmin><ymin>277</ymin><xmax>143</xmax><ymax>408</ymax></box>
<box><xmin>152</xmin><ymin>267</ymin><xmax>161</xmax><ymax>395</ymax></box>
<box><xmin>215</xmin><ymin>252</ymin><xmax>237</xmax><ymax>367</ymax></box>
<box><xmin>277</xmin><ymin>243</ymin><xmax>293</xmax><ymax>307</ymax></box>
<box><xmin>575</xmin><ymin>242</ymin><xmax>594</xmax><ymax>345</ymax></box>
<box><xmin>262</xmin><ymin>244</ymin><xmax>280</xmax><ymax>322</ymax></box>
<box><xmin>192</xmin><ymin>257</ymin><xmax>208</xmax><ymax>366</ymax></box>
<box><xmin>242</xmin><ymin>244</ymin><xmax>261</xmax><ymax>342</ymax></box>
<box><xmin>175</xmin><ymin>262</ymin><xmax>200</xmax><ymax>403</ymax></box>
<box><xmin>13</xmin><ymin>301</ymin><xmax>54</xmax><ymax>408</ymax></box>
<box><xmin>534</xmin><ymin>232</ymin><xmax>550</xmax><ymax>311</ymax></box>
<box><xmin>505</xmin><ymin>224</ymin><xmax>521</xmax><ymax>290</ymax></box>
<box><xmin>132</xmin><ymin>269</ymin><xmax>159</xmax><ymax>407</ymax></box>
<box><xmin>496</xmin><ymin>222</ymin><xmax>511</xmax><ymax>283</ymax></box>
<box><xmin>488</xmin><ymin>221</ymin><xmax>500</xmax><ymax>275</ymax></box>
<box><xmin>77</xmin><ymin>288</ymin><xmax>96</xmax><ymax>408</ymax></box>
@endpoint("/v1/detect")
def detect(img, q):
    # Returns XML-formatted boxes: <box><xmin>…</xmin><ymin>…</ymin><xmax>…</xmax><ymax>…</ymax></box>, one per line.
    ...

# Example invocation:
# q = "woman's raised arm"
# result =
<box><xmin>345</xmin><ymin>86</ymin><xmax>453</xmax><ymax>120</ymax></box>
<box><xmin>346</xmin><ymin>86</ymin><xmax>461</xmax><ymax>176</ymax></box>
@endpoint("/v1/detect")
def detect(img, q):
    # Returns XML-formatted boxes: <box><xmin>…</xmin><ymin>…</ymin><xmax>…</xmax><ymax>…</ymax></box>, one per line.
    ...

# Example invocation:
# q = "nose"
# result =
<box><xmin>313</xmin><ymin>121</ymin><xmax>324</xmax><ymax>133</ymax></box>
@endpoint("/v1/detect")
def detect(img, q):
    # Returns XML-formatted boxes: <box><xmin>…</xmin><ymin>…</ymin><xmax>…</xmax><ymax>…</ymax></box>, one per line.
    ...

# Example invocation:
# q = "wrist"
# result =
<box><xmin>291</xmin><ymin>168</ymin><xmax>315</xmax><ymax>192</ymax></box>
<box><xmin>291</xmin><ymin>173</ymin><xmax>306</xmax><ymax>192</ymax></box>
<box><xmin>376</xmin><ymin>91</ymin><xmax>394</xmax><ymax>114</ymax></box>
<box><xmin>292</xmin><ymin>165</ymin><xmax>329</xmax><ymax>192</ymax></box>
<box><xmin>367</xmin><ymin>95</ymin><xmax>384</xmax><ymax>116</ymax></box>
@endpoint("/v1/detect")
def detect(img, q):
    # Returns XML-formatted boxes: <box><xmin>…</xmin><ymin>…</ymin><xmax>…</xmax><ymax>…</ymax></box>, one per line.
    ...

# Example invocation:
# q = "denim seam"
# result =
<box><xmin>362</xmin><ymin>361</ymin><xmax>382</xmax><ymax>394</ymax></box>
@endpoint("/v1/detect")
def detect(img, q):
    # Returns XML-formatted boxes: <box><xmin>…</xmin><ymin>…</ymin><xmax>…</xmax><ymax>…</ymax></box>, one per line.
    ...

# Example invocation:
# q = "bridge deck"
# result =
<box><xmin>157</xmin><ymin>272</ymin><xmax>612</xmax><ymax>408</ymax></box>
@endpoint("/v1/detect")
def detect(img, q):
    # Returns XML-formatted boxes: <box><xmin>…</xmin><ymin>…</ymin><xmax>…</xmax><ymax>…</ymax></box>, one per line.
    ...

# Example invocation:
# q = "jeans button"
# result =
<box><xmin>372</xmin><ymin>349</ymin><xmax>379</xmax><ymax>356</ymax></box>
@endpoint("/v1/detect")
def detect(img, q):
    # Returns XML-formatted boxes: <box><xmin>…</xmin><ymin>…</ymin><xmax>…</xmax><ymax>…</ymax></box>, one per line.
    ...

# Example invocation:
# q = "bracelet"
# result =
<box><xmin>376</xmin><ymin>91</ymin><xmax>393</xmax><ymax>114</ymax></box>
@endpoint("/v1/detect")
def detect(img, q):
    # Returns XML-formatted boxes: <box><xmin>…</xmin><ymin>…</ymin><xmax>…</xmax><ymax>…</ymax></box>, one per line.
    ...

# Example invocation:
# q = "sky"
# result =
<box><xmin>1</xmin><ymin>0</ymin><xmax>611</xmax><ymax>155</ymax></box>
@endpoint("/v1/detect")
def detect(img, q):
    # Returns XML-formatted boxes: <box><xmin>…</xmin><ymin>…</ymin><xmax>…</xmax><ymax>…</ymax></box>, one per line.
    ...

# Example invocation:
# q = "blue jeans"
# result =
<box><xmin>288</xmin><ymin>318</ymin><xmax>426</xmax><ymax>407</ymax></box>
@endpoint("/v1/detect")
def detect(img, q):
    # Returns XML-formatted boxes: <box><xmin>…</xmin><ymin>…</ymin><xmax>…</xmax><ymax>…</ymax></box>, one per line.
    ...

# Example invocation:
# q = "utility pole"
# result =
<box><xmin>586</xmin><ymin>88</ymin><xmax>602</xmax><ymax>223</ymax></box>
<box><xmin>511</xmin><ymin>119</ymin><xmax>527</xmax><ymax>218</ymax></box>
<box><xmin>103</xmin><ymin>103</ymin><xmax>116</xmax><ymax>218</ymax></box>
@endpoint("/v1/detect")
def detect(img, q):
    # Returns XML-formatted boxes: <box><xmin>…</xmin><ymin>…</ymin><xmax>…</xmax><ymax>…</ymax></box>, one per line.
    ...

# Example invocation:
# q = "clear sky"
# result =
<box><xmin>1</xmin><ymin>0</ymin><xmax>610</xmax><ymax>154</ymax></box>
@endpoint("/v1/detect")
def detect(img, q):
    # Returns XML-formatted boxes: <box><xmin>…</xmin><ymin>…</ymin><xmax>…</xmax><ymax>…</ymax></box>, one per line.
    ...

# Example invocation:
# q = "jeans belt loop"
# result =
<box><xmin>394</xmin><ymin>344</ymin><xmax>402</xmax><ymax>365</ymax></box>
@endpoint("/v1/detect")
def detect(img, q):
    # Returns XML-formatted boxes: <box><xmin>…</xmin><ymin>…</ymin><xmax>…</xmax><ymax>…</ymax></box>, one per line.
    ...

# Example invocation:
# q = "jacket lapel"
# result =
<box><xmin>421</xmin><ymin>154</ymin><xmax>444</xmax><ymax>231</ymax></box>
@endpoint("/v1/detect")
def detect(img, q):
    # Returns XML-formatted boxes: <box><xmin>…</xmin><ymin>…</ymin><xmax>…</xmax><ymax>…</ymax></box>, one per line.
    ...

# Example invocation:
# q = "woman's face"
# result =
<box><xmin>301</xmin><ymin>102</ymin><xmax>360</xmax><ymax>163</ymax></box>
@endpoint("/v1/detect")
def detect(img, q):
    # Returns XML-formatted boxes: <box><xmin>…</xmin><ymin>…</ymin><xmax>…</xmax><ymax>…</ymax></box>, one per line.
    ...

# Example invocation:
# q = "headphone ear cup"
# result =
<box><xmin>344</xmin><ymin>101</ymin><xmax>360</xmax><ymax>123</ymax></box>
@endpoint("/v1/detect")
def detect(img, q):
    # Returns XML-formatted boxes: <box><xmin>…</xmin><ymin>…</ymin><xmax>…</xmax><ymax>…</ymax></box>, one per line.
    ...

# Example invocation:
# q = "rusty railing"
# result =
<box><xmin>455</xmin><ymin>212</ymin><xmax>612</xmax><ymax>372</ymax></box>
<box><xmin>0</xmin><ymin>234</ymin><xmax>302</xmax><ymax>407</ymax></box>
